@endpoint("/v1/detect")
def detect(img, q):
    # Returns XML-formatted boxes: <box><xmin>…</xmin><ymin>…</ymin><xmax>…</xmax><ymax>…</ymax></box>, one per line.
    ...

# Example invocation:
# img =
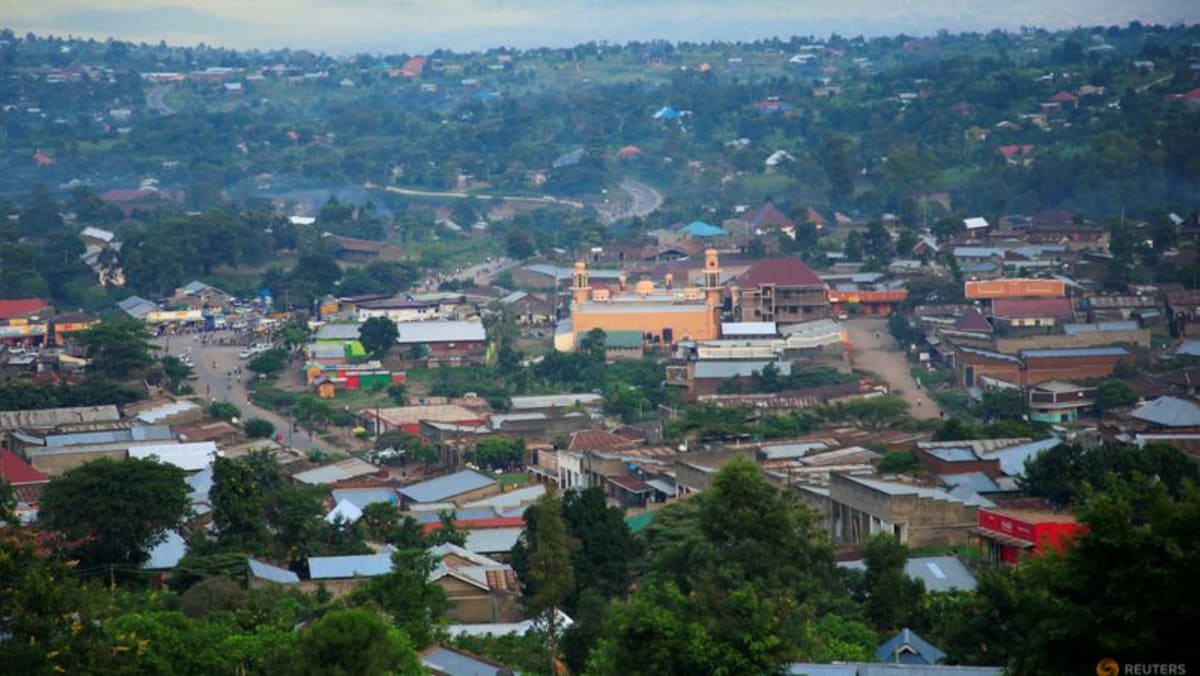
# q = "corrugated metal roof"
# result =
<box><xmin>844</xmin><ymin>476</ymin><xmax>988</xmax><ymax>506</ymax></box>
<box><xmin>940</xmin><ymin>471</ymin><xmax>1000</xmax><ymax>493</ymax></box>
<box><xmin>1061</xmin><ymin>321</ymin><xmax>1139</xmax><ymax>335</ymax></box>
<box><xmin>788</xmin><ymin>665</ymin><xmax>1001</xmax><ymax>676</ymax></box>
<box><xmin>1131</xmin><ymin>396</ymin><xmax>1200</xmax><ymax>428</ymax></box>
<box><xmin>926</xmin><ymin>447</ymin><xmax>977</xmax><ymax>462</ymax></box>
<box><xmin>721</xmin><ymin>321</ymin><xmax>778</xmax><ymax>336</ymax></box>
<box><xmin>694</xmin><ymin>360</ymin><xmax>793</xmax><ymax>379</ymax></box>
<box><xmin>308</xmin><ymin>553</ymin><xmax>393</xmax><ymax>579</ymax></box>
<box><xmin>136</xmin><ymin>400</ymin><xmax>201</xmax><ymax>423</ymax></box>
<box><xmin>43</xmin><ymin>425</ymin><xmax>172</xmax><ymax>447</ymax></box>
<box><xmin>462</xmin><ymin>483</ymin><xmax>545</xmax><ymax>510</ymax></box>
<box><xmin>129</xmin><ymin>442</ymin><xmax>219</xmax><ymax>471</ymax></box>
<box><xmin>314</xmin><ymin>323</ymin><xmax>362</xmax><ymax>341</ymax></box>
<box><xmin>760</xmin><ymin>441</ymin><xmax>830</xmax><ymax>460</ymax></box>
<box><xmin>248</xmin><ymin>558</ymin><xmax>300</xmax><ymax>584</ymax></box>
<box><xmin>840</xmin><ymin>556</ymin><xmax>978</xmax><ymax>593</ymax></box>
<box><xmin>464</xmin><ymin>527</ymin><xmax>523</xmax><ymax>554</ymax></box>
<box><xmin>117</xmin><ymin>295</ymin><xmax>159</xmax><ymax>318</ymax></box>
<box><xmin>422</xmin><ymin>646</ymin><xmax>509</xmax><ymax>676</ymax></box>
<box><xmin>1021</xmin><ymin>347</ymin><xmax>1128</xmax><ymax>358</ymax></box>
<box><xmin>293</xmin><ymin>457</ymin><xmax>380</xmax><ymax>485</ymax></box>
<box><xmin>331</xmin><ymin>487</ymin><xmax>397</xmax><ymax>510</ymax></box>
<box><xmin>509</xmin><ymin>393</ymin><xmax>602</xmax><ymax>410</ymax></box>
<box><xmin>395</xmin><ymin>320</ymin><xmax>486</xmax><ymax>344</ymax></box>
<box><xmin>143</xmin><ymin>531</ymin><xmax>187</xmax><ymax>570</ymax></box>
<box><xmin>399</xmin><ymin>469</ymin><xmax>496</xmax><ymax>503</ymax></box>
<box><xmin>325</xmin><ymin>499</ymin><xmax>364</xmax><ymax>524</ymax></box>
<box><xmin>877</xmin><ymin>628</ymin><xmax>947</xmax><ymax>665</ymax></box>
<box><xmin>0</xmin><ymin>405</ymin><xmax>121</xmax><ymax>431</ymax></box>
<box><xmin>1175</xmin><ymin>340</ymin><xmax>1200</xmax><ymax>357</ymax></box>
<box><xmin>980</xmin><ymin>437</ymin><xmax>1062</xmax><ymax>477</ymax></box>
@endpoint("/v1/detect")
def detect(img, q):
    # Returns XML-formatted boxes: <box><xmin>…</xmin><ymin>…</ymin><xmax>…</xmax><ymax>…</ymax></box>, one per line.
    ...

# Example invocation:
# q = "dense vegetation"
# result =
<box><xmin>4</xmin><ymin>23</ymin><xmax>1200</xmax><ymax>310</ymax></box>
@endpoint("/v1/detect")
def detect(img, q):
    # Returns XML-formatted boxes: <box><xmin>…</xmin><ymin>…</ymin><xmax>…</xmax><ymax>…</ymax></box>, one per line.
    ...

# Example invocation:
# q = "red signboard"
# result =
<box><xmin>978</xmin><ymin>509</ymin><xmax>1036</xmax><ymax>543</ymax></box>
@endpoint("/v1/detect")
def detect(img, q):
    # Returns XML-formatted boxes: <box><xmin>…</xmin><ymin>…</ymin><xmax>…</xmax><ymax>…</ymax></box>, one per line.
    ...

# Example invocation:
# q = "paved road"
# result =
<box><xmin>146</xmin><ymin>85</ymin><xmax>176</xmax><ymax>115</ymax></box>
<box><xmin>595</xmin><ymin>178</ymin><xmax>664</xmax><ymax>224</ymax></box>
<box><xmin>618</xmin><ymin>178</ymin><xmax>663</xmax><ymax>218</ymax></box>
<box><xmin>844</xmin><ymin>318</ymin><xmax>943</xmax><ymax>421</ymax></box>
<box><xmin>379</xmin><ymin>184</ymin><xmax>584</xmax><ymax>209</ymax></box>
<box><xmin>157</xmin><ymin>333</ymin><xmax>334</xmax><ymax>453</ymax></box>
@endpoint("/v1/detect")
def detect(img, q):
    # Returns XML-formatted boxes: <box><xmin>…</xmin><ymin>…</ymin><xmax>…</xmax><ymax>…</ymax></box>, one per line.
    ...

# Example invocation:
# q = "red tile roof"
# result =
<box><xmin>421</xmin><ymin>516</ymin><xmax>524</xmax><ymax>534</ymax></box>
<box><xmin>805</xmin><ymin>207</ymin><xmax>827</xmax><ymax>228</ymax></box>
<box><xmin>1049</xmin><ymin>90</ymin><xmax>1078</xmax><ymax>103</ymax></box>
<box><xmin>738</xmin><ymin>258</ymin><xmax>825</xmax><ymax>288</ymax></box>
<box><xmin>1</xmin><ymin>450</ymin><xmax>48</xmax><ymax>486</ymax></box>
<box><xmin>954</xmin><ymin>308</ymin><xmax>993</xmax><ymax>333</ymax></box>
<box><xmin>991</xmin><ymin>297</ymin><xmax>1074</xmax><ymax>319</ymax></box>
<box><xmin>0</xmin><ymin>298</ymin><xmax>48</xmax><ymax>319</ymax></box>
<box><xmin>998</xmin><ymin>144</ymin><xmax>1035</xmax><ymax>160</ymax></box>
<box><xmin>742</xmin><ymin>203</ymin><xmax>796</xmax><ymax>232</ymax></box>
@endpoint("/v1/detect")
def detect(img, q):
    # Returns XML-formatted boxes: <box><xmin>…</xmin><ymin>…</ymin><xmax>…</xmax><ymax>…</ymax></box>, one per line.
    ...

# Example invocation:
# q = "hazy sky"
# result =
<box><xmin>5</xmin><ymin>0</ymin><xmax>1199</xmax><ymax>54</ymax></box>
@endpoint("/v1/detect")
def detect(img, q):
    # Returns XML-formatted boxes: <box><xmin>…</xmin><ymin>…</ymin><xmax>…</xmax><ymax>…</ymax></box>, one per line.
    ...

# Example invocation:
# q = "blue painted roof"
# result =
<box><xmin>680</xmin><ymin>220</ymin><xmax>727</xmax><ymax>237</ymax></box>
<box><xmin>877</xmin><ymin>628</ymin><xmax>947</xmax><ymax>665</ymax></box>
<box><xmin>399</xmin><ymin>469</ymin><xmax>497</xmax><ymax>503</ymax></box>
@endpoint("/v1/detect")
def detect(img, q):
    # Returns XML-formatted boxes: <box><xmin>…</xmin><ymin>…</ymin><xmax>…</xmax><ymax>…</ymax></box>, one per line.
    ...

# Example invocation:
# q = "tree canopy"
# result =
<box><xmin>39</xmin><ymin>457</ymin><xmax>190</xmax><ymax>572</ymax></box>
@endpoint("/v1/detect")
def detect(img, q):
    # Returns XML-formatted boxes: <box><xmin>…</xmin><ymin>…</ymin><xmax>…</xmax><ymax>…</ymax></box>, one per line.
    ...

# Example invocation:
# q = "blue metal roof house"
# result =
<box><xmin>680</xmin><ymin>220</ymin><xmax>727</xmax><ymax>238</ymax></box>
<box><xmin>877</xmin><ymin>628</ymin><xmax>948</xmax><ymax>665</ymax></box>
<box><xmin>399</xmin><ymin>469</ymin><xmax>498</xmax><ymax>506</ymax></box>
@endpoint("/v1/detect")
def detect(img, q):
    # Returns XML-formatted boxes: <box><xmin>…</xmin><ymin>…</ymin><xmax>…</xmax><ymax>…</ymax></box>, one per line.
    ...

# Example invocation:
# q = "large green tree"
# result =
<box><xmin>76</xmin><ymin>318</ymin><xmax>158</xmax><ymax>381</ymax></box>
<box><xmin>291</xmin><ymin>608</ymin><xmax>422</xmax><ymax>676</ymax></box>
<box><xmin>990</xmin><ymin>479</ymin><xmax>1200</xmax><ymax>674</ymax></box>
<box><xmin>39</xmin><ymin>457</ymin><xmax>190</xmax><ymax>572</ymax></box>
<box><xmin>358</xmin><ymin>317</ymin><xmax>399</xmax><ymax>359</ymax></box>
<box><xmin>354</xmin><ymin>548</ymin><xmax>450</xmax><ymax>648</ymax></box>
<box><xmin>522</xmin><ymin>490</ymin><xmax>578</xmax><ymax>672</ymax></box>
<box><xmin>1020</xmin><ymin>442</ymin><xmax>1199</xmax><ymax>508</ymax></box>
<box><xmin>597</xmin><ymin>457</ymin><xmax>840</xmax><ymax>673</ymax></box>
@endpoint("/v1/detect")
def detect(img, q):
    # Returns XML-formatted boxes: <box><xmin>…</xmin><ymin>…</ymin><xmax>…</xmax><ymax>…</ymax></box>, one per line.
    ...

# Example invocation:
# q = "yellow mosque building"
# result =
<box><xmin>555</xmin><ymin>249</ymin><xmax>723</xmax><ymax>351</ymax></box>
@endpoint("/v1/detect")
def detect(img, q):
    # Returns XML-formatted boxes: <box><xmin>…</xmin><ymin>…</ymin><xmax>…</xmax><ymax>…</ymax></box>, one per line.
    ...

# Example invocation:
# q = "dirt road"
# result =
<box><xmin>844</xmin><ymin>318</ymin><xmax>943</xmax><ymax>420</ymax></box>
<box><xmin>157</xmin><ymin>333</ymin><xmax>336</xmax><ymax>453</ymax></box>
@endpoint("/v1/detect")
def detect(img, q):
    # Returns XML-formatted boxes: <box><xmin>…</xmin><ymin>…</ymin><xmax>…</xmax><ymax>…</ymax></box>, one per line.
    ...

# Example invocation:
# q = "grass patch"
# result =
<box><xmin>499</xmin><ymin>471</ymin><xmax>529</xmax><ymax>489</ymax></box>
<box><xmin>910</xmin><ymin>544</ymin><xmax>981</xmax><ymax>561</ymax></box>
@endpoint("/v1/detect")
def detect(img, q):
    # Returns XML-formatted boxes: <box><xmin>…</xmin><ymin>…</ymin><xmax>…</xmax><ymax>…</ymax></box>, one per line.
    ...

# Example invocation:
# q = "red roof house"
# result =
<box><xmin>396</xmin><ymin>56</ymin><xmax>426</xmax><ymax>78</ymax></box>
<box><xmin>1049</xmin><ymin>90</ymin><xmax>1079</xmax><ymax>106</ymax></box>
<box><xmin>990</xmin><ymin>297</ymin><xmax>1074</xmax><ymax>320</ymax></box>
<box><xmin>998</xmin><ymin>144</ymin><xmax>1035</xmax><ymax>163</ymax></box>
<box><xmin>1</xmin><ymin>449</ymin><xmax>50</xmax><ymax>504</ymax></box>
<box><xmin>742</xmin><ymin>203</ymin><xmax>796</xmax><ymax>233</ymax></box>
<box><xmin>738</xmin><ymin>257</ymin><xmax>826</xmax><ymax>288</ymax></box>
<box><xmin>0</xmin><ymin>298</ymin><xmax>48</xmax><ymax>320</ymax></box>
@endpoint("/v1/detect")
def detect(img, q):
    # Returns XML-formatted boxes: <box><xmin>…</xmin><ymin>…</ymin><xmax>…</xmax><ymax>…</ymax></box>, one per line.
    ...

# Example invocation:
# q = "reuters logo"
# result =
<box><xmin>1098</xmin><ymin>659</ymin><xmax>1120</xmax><ymax>676</ymax></box>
